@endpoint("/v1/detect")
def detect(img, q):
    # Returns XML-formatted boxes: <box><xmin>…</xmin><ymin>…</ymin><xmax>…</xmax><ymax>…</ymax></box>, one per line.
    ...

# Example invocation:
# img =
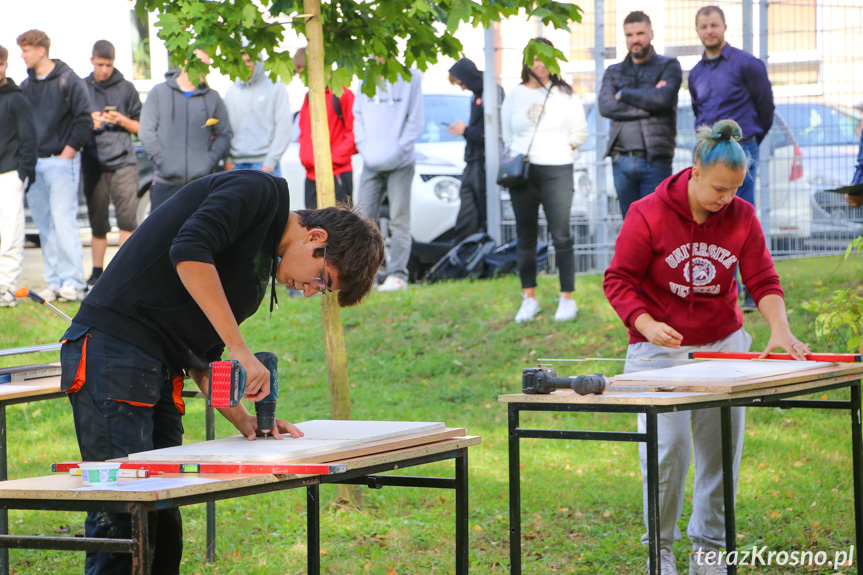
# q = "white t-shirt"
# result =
<box><xmin>501</xmin><ymin>83</ymin><xmax>588</xmax><ymax>166</ymax></box>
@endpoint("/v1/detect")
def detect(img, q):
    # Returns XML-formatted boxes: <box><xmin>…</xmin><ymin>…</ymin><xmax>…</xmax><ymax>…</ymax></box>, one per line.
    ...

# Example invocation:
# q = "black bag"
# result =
<box><xmin>496</xmin><ymin>154</ymin><xmax>530</xmax><ymax>188</ymax></box>
<box><xmin>483</xmin><ymin>239</ymin><xmax>549</xmax><ymax>277</ymax></box>
<box><xmin>426</xmin><ymin>233</ymin><xmax>497</xmax><ymax>283</ymax></box>
<box><xmin>496</xmin><ymin>79</ymin><xmax>552</xmax><ymax>189</ymax></box>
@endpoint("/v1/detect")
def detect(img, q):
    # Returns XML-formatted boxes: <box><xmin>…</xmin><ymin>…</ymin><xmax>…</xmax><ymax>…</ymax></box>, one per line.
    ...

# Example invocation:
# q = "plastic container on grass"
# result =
<box><xmin>78</xmin><ymin>462</ymin><xmax>122</xmax><ymax>485</ymax></box>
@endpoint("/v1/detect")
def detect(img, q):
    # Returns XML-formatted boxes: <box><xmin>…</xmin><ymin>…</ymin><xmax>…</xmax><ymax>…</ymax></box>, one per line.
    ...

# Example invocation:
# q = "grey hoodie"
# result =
<box><xmin>139</xmin><ymin>70</ymin><xmax>232</xmax><ymax>186</ymax></box>
<box><xmin>224</xmin><ymin>61</ymin><xmax>292</xmax><ymax>169</ymax></box>
<box><xmin>353</xmin><ymin>70</ymin><xmax>424</xmax><ymax>172</ymax></box>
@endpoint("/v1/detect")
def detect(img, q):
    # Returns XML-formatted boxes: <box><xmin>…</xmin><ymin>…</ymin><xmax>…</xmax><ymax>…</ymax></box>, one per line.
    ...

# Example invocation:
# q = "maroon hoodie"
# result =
<box><xmin>603</xmin><ymin>167</ymin><xmax>783</xmax><ymax>346</ymax></box>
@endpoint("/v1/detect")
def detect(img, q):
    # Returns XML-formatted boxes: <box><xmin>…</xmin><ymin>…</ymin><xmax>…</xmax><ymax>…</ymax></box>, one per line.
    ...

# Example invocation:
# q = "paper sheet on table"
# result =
<box><xmin>75</xmin><ymin>477</ymin><xmax>217</xmax><ymax>491</ymax></box>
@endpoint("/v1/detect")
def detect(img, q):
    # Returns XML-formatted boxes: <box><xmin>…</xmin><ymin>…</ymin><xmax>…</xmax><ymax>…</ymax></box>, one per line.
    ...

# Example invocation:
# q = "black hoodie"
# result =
<box><xmin>21</xmin><ymin>59</ymin><xmax>93</xmax><ymax>157</ymax></box>
<box><xmin>448</xmin><ymin>58</ymin><xmax>501</xmax><ymax>163</ymax></box>
<box><xmin>0</xmin><ymin>79</ymin><xmax>38</xmax><ymax>183</ymax></box>
<box><xmin>83</xmin><ymin>68</ymin><xmax>141</xmax><ymax>171</ymax></box>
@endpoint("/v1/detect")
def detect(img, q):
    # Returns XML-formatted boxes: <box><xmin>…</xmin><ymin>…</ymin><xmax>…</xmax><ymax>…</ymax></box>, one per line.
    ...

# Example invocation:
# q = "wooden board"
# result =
<box><xmin>128</xmin><ymin>420</ymin><xmax>445</xmax><ymax>462</ymax></box>
<box><xmin>614</xmin><ymin>360</ymin><xmax>833</xmax><ymax>384</ymax></box>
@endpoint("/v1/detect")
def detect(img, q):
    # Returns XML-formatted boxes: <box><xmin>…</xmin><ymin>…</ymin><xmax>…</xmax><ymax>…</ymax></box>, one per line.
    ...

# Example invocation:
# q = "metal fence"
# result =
<box><xmin>490</xmin><ymin>0</ymin><xmax>863</xmax><ymax>275</ymax></box>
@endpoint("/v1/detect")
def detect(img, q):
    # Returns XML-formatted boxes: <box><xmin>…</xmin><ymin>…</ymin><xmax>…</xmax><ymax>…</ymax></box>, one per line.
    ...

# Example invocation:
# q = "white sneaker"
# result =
<box><xmin>689</xmin><ymin>550</ymin><xmax>726</xmax><ymax>575</ymax></box>
<box><xmin>377</xmin><ymin>276</ymin><xmax>407</xmax><ymax>292</ymax></box>
<box><xmin>37</xmin><ymin>287</ymin><xmax>59</xmax><ymax>303</ymax></box>
<box><xmin>553</xmin><ymin>297</ymin><xmax>578</xmax><ymax>322</ymax></box>
<box><xmin>57</xmin><ymin>284</ymin><xmax>84</xmax><ymax>302</ymax></box>
<box><xmin>514</xmin><ymin>296</ymin><xmax>540</xmax><ymax>323</ymax></box>
<box><xmin>0</xmin><ymin>286</ymin><xmax>16</xmax><ymax>308</ymax></box>
<box><xmin>646</xmin><ymin>549</ymin><xmax>679</xmax><ymax>574</ymax></box>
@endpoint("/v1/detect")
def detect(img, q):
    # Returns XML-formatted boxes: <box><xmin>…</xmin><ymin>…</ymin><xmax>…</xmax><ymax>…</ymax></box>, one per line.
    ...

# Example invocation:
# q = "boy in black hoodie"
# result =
<box><xmin>0</xmin><ymin>45</ymin><xmax>38</xmax><ymax>307</ymax></box>
<box><xmin>446</xmin><ymin>58</ymin><xmax>502</xmax><ymax>243</ymax></box>
<box><xmin>18</xmin><ymin>29</ymin><xmax>93</xmax><ymax>303</ymax></box>
<box><xmin>83</xmin><ymin>40</ymin><xmax>142</xmax><ymax>288</ymax></box>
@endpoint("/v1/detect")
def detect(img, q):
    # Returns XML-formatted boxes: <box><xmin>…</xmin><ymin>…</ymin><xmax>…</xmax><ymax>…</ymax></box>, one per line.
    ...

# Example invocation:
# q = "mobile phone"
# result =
<box><xmin>103</xmin><ymin>106</ymin><xmax>117</xmax><ymax>113</ymax></box>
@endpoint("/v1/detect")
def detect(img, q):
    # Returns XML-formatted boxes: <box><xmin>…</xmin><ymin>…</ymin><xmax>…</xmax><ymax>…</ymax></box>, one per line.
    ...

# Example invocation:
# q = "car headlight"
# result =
<box><xmin>433</xmin><ymin>179</ymin><xmax>461</xmax><ymax>203</ymax></box>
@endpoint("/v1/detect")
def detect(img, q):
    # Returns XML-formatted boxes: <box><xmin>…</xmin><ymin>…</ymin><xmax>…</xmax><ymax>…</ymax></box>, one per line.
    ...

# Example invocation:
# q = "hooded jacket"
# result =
<box><xmin>83</xmin><ymin>68</ymin><xmax>141</xmax><ymax>171</ymax></box>
<box><xmin>21</xmin><ymin>59</ymin><xmax>93</xmax><ymax>157</ymax></box>
<box><xmin>298</xmin><ymin>87</ymin><xmax>357</xmax><ymax>180</ymax></box>
<box><xmin>224</xmin><ymin>61</ymin><xmax>292</xmax><ymax>170</ymax></box>
<box><xmin>353</xmin><ymin>70</ymin><xmax>424</xmax><ymax>172</ymax></box>
<box><xmin>0</xmin><ymin>79</ymin><xmax>38</xmax><ymax>184</ymax></box>
<box><xmin>448</xmin><ymin>58</ymin><xmax>487</xmax><ymax>164</ymax></box>
<box><xmin>603</xmin><ymin>167</ymin><xmax>783</xmax><ymax>346</ymax></box>
<box><xmin>139</xmin><ymin>70</ymin><xmax>232</xmax><ymax>186</ymax></box>
<box><xmin>73</xmin><ymin>170</ymin><xmax>289</xmax><ymax>375</ymax></box>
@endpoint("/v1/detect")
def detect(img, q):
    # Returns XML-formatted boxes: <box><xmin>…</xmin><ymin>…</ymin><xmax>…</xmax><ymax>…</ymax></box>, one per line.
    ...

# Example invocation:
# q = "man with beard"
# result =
<box><xmin>599</xmin><ymin>11</ymin><xmax>682</xmax><ymax>218</ymax></box>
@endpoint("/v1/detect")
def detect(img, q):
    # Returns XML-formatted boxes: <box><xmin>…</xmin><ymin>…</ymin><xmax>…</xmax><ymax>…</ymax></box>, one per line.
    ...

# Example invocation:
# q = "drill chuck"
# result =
<box><xmin>522</xmin><ymin>367</ymin><xmax>610</xmax><ymax>396</ymax></box>
<box><xmin>253</xmin><ymin>352</ymin><xmax>279</xmax><ymax>434</ymax></box>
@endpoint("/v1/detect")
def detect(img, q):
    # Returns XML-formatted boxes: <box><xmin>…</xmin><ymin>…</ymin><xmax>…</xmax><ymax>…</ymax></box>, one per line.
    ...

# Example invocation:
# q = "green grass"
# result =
<box><xmin>0</xmin><ymin>255</ymin><xmax>861</xmax><ymax>574</ymax></box>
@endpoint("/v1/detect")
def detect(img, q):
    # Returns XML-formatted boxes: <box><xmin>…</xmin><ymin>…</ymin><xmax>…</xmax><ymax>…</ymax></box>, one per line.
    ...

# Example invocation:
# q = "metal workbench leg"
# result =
<box><xmin>307</xmin><ymin>484</ymin><xmax>321</xmax><ymax>575</ymax></box>
<box><xmin>130</xmin><ymin>505</ymin><xmax>151</xmax><ymax>575</ymax></box>
<box><xmin>0</xmin><ymin>403</ymin><xmax>8</xmax><ymax>575</ymax></box>
<box><xmin>720</xmin><ymin>406</ymin><xmax>737</xmax><ymax>575</ymax></box>
<box><xmin>206</xmin><ymin>403</ymin><xmax>216</xmax><ymax>563</ymax></box>
<box><xmin>645</xmin><ymin>411</ymin><xmax>660</xmax><ymax>575</ymax></box>
<box><xmin>455</xmin><ymin>447</ymin><xmax>469</xmax><ymax>574</ymax></box>
<box><xmin>508</xmin><ymin>405</ymin><xmax>521</xmax><ymax>575</ymax></box>
<box><xmin>851</xmin><ymin>382</ymin><xmax>863</xmax><ymax>573</ymax></box>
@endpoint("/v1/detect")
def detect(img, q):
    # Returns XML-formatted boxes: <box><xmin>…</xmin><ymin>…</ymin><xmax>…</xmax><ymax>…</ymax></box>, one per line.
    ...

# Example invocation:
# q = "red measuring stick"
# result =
<box><xmin>53</xmin><ymin>461</ymin><xmax>346</xmax><ymax>476</ymax></box>
<box><xmin>690</xmin><ymin>352</ymin><xmax>861</xmax><ymax>362</ymax></box>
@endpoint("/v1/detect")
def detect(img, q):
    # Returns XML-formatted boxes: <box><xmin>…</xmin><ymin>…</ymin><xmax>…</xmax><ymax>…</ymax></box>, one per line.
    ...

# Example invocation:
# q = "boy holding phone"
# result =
<box><xmin>83</xmin><ymin>40</ymin><xmax>142</xmax><ymax>288</ymax></box>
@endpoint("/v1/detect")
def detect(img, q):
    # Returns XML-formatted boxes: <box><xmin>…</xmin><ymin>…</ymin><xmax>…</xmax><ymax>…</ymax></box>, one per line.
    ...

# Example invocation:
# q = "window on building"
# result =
<box><xmin>569</xmin><ymin>0</ymin><xmax>617</xmax><ymax>62</ymax></box>
<box><xmin>768</xmin><ymin>0</ymin><xmax>817</xmax><ymax>53</ymax></box>
<box><xmin>131</xmin><ymin>10</ymin><xmax>151</xmax><ymax>81</ymax></box>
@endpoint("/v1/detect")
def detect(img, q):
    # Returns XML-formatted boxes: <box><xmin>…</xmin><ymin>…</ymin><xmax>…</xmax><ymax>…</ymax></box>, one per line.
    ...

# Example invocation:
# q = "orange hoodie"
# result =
<box><xmin>603</xmin><ymin>167</ymin><xmax>783</xmax><ymax>346</ymax></box>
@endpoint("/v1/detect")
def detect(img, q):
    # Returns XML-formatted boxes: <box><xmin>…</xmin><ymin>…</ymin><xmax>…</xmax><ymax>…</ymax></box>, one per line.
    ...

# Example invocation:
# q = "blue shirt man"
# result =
<box><xmin>689</xmin><ymin>5</ymin><xmax>774</xmax><ymax>207</ymax></box>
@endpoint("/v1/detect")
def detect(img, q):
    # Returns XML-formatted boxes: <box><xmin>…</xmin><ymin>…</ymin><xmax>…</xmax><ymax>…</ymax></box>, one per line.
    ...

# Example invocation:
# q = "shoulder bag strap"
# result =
<box><xmin>524</xmin><ymin>72</ymin><xmax>553</xmax><ymax>159</ymax></box>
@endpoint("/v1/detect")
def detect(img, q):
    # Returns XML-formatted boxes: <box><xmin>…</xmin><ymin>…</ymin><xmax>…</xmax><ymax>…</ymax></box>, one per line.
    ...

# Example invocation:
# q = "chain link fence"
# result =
<box><xmin>494</xmin><ymin>0</ymin><xmax>863</xmax><ymax>274</ymax></box>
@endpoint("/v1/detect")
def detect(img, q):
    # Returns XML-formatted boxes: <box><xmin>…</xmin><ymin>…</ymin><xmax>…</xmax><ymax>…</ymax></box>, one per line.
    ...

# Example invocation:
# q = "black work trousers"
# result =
<box><xmin>60</xmin><ymin>323</ymin><xmax>185</xmax><ymax>575</ymax></box>
<box><xmin>304</xmin><ymin>171</ymin><xmax>354</xmax><ymax>208</ymax></box>
<box><xmin>452</xmin><ymin>161</ymin><xmax>487</xmax><ymax>243</ymax></box>
<box><xmin>508</xmin><ymin>163</ymin><xmax>576</xmax><ymax>293</ymax></box>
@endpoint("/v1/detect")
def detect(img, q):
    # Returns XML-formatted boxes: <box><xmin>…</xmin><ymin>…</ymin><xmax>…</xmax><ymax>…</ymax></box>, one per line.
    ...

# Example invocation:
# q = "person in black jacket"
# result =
<box><xmin>59</xmin><ymin>170</ymin><xmax>384</xmax><ymax>574</ymax></box>
<box><xmin>83</xmin><ymin>40</ymin><xmax>143</xmax><ymax>288</ymax></box>
<box><xmin>446</xmin><ymin>58</ymin><xmax>503</xmax><ymax>242</ymax></box>
<box><xmin>0</xmin><ymin>45</ymin><xmax>38</xmax><ymax>307</ymax></box>
<box><xmin>17</xmin><ymin>29</ymin><xmax>93</xmax><ymax>303</ymax></box>
<box><xmin>598</xmin><ymin>11</ymin><xmax>682</xmax><ymax>218</ymax></box>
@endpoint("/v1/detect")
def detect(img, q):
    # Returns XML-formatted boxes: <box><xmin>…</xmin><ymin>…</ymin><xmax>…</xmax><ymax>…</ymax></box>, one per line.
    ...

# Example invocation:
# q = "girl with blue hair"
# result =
<box><xmin>604</xmin><ymin>119</ymin><xmax>810</xmax><ymax>575</ymax></box>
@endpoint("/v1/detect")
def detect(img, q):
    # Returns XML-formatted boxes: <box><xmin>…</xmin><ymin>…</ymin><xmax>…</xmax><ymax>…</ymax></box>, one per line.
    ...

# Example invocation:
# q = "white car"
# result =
<box><xmin>280</xmin><ymin>93</ymin><xmax>472</xmax><ymax>278</ymax></box>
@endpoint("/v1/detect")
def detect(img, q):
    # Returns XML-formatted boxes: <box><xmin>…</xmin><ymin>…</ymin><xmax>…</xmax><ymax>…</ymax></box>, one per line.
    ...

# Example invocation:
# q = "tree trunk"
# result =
<box><xmin>303</xmin><ymin>0</ymin><xmax>362</xmax><ymax>508</ymax></box>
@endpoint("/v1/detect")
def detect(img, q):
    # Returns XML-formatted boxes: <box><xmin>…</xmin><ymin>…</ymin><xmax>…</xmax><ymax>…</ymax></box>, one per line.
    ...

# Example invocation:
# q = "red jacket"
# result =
<box><xmin>603</xmin><ymin>167</ymin><xmax>783</xmax><ymax>346</ymax></box>
<box><xmin>298</xmin><ymin>87</ymin><xmax>357</xmax><ymax>181</ymax></box>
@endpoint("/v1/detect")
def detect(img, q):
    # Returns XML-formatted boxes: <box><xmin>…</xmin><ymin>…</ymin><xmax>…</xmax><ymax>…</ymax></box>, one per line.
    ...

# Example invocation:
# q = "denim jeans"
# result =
<box><xmin>611</xmin><ymin>155</ymin><xmax>673</xmax><ymax>218</ymax></box>
<box><xmin>736</xmin><ymin>139</ymin><xmax>759</xmax><ymax>207</ymax></box>
<box><xmin>28</xmin><ymin>155</ymin><xmax>85</xmax><ymax>290</ymax></box>
<box><xmin>508</xmin><ymin>163</ymin><xmax>576</xmax><ymax>293</ymax></box>
<box><xmin>232</xmin><ymin>162</ymin><xmax>282</xmax><ymax>178</ymax></box>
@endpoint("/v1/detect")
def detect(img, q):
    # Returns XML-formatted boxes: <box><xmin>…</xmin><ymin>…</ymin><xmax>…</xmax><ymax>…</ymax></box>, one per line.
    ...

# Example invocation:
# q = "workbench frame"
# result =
<box><xmin>0</xmin><ymin>446</ymin><xmax>470</xmax><ymax>575</ymax></box>
<box><xmin>506</xmin><ymin>378</ymin><xmax>863</xmax><ymax>575</ymax></box>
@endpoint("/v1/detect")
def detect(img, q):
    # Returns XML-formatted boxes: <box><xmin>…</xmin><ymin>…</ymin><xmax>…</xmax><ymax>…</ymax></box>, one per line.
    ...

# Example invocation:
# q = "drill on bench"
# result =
<box><xmin>208</xmin><ymin>352</ymin><xmax>279</xmax><ymax>439</ymax></box>
<box><xmin>522</xmin><ymin>367</ymin><xmax>610</xmax><ymax>395</ymax></box>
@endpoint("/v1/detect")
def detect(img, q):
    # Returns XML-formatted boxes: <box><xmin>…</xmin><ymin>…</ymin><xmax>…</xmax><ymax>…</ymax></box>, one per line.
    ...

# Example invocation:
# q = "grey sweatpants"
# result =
<box><xmin>357</xmin><ymin>163</ymin><xmax>414</xmax><ymax>281</ymax></box>
<box><xmin>625</xmin><ymin>328</ymin><xmax>752</xmax><ymax>553</ymax></box>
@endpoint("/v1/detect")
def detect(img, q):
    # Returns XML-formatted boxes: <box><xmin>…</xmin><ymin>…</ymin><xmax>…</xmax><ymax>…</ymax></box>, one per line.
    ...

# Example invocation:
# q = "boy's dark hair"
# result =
<box><xmin>296</xmin><ymin>205</ymin><xmax>385</xmax><ymax>307</ymax></box>
<box><xmin>0</xmin><ymin>45</ymin><xmax>7</xmax><ymax>63</ymax></box>
<box><xmin>16</xmin><ymin>30</ymin><xmax>51</xmax><ymax>55</ymax></box>
<box><xmin>520</xmin><ymin>38</ymin><xmax>573</xmax><ymax>96</ymax></box>
<box><xmin>92</xmin><ymin>40</ymin><xmax>116</xmax><ymax>60</ymax></box>
<box><xmin>624</xmin><ymin>11</ymin><xmax>652</xmax><ymax>27</ymax></box>
<box><xmin>696</xmin><ymin>5</ymin><xmax>726</xmax><ymax>24</ymax></box>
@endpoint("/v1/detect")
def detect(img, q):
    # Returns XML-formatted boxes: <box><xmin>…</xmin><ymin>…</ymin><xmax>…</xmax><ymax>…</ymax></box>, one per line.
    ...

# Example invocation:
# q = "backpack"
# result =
<box><xmin>483</xmin><ymin>239</ymin><xmax>549</xmax><ymax>278</ymax></box>
<box><xmin>426</xmin><ymin>233</ymin><xmax>497</xmax><ymax>283</ymax></box>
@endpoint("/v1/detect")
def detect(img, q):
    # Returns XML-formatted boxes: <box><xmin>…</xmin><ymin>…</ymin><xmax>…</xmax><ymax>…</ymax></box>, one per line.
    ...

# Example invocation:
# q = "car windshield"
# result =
<box><xmin>418</xmin><ymin>94</ymin><xmax>472</xmax><ymax>144</ymax></box>
<box><xmin>776</xmin><ymin>104</ymin><xmax>863</xmax><ymax>147</ymax></box>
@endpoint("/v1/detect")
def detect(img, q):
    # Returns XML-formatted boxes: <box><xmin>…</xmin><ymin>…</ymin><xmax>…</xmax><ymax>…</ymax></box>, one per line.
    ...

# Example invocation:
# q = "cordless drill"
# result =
<box><xmin>522</xmin><ymin>367</ymin><xmax>610</xmax><ymax>395</ymax></box>
<box><xmin>208</xmin><ymin>352</ymin><xmax>279</xmax><ymax>439</ymax></box>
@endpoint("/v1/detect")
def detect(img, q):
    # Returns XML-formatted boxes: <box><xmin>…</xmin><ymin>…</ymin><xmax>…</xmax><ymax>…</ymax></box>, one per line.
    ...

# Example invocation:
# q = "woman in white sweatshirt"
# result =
<box><xmin>501</xmin><ymin>38</ymin><xmax>589</xmax><ymax>323</ymax></box>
